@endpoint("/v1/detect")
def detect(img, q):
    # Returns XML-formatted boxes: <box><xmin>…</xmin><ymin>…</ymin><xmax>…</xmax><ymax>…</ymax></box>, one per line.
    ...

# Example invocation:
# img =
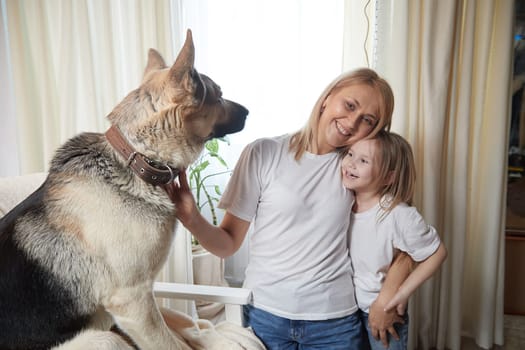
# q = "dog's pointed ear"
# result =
<box><xmin>144</xmin><ymin>49</ymin><xmax>167</xmax><ymax>78</ymax></box>
<box><xmin>170</xmin><ymin>29</ymin><xmax>195</xmax><ymax>84</ymax></box>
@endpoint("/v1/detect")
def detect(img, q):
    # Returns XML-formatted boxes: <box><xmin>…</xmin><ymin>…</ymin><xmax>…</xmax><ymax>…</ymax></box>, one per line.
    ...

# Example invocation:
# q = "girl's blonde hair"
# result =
<box><xmin>289</xmin><ymin>68</ymin><xmax>395</xmax><ymax>160</ymax></box>
<box><xmin>373</xmin><ymin>130</ymin><xmax>416</xmax><ymax>215</ymax></box>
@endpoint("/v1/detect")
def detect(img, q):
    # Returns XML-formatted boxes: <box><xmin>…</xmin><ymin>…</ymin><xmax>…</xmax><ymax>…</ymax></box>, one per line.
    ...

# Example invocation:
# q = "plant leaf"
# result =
<box><xmin>206</xmin><ymin>139</ymin><xmax>219</xmax><ymax>153</ymax></box>
<box><xmin>193</xmin><ymin>160</ymin><xmax>210</xmax><ymax>172</ymax></box>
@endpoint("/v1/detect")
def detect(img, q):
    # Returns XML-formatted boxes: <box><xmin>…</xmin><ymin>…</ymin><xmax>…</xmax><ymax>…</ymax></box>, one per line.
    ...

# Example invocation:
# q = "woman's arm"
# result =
<box><xmin>384</xmin><ymin>242</ymin><xmax>448</xmax><ymax>312</ymax></box>
<box><xmin>163</xmin><ymin>170</ymin><xmax>250</xmax><ymax>258</ymax></box>
<box><xmin>369</xmin><ymin>243</ymin><xmax>448</xmax><ymax>347</ymax></box>
<box><xmin>367</xmin><ymin>251</ymin><xmax>415</xmax><ymax>346</ymax></box>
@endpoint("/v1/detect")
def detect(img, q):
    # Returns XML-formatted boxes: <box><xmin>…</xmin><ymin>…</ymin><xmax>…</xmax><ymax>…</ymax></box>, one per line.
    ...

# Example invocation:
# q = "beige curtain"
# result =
<box><xmin>2</xmin><ymin>0</ymin><xmax>195</xmax><ymax>315</ymax></box>
<box><xmin>360</xmin><ymin>0</ymin><xmax>513</xmax><ymax>349</ymax></box>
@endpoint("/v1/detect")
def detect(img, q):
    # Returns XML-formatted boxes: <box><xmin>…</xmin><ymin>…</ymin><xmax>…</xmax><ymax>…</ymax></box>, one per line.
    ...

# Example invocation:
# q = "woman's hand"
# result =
<box><xmin>368</xmin><ymin>297</ymin><xmax>404</xmax><ymax>347</ymax></box>
<box><xmin>369</xmin><ymin>252</ymin><xmax>413</xmax><ymax>347</ymax></box>
<box><xmin>162</xmin><ymin>169</ymin><xmax>198</xmax><ymax>227</ymax></box>
<box><xmin>163</xmin><ymin>169</ymin><xmax>250</xmax><ymax>258</ymax></box>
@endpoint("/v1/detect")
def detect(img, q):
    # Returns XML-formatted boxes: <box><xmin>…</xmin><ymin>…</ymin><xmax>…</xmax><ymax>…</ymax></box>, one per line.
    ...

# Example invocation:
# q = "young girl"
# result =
<box><xmin>342</xmin><ymin>130</ymin><xmax>447</xmax><ymax>349</ymax></box>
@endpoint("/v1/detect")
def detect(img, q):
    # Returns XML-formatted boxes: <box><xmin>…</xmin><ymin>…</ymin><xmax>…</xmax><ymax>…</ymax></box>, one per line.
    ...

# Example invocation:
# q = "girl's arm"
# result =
<box><xmin>384</xmin><ymin>242</ymin><xmax>448</xmax><ymax>313</ymax></box>
<box><xmin>368</xmin><ymin>251</ymin><xmax>415</xmax><ymax>345</ymax></box>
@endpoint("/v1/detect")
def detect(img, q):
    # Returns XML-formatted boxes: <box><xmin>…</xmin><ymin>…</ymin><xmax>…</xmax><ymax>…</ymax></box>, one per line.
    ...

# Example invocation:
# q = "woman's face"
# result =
<box><xmin>317</xmin><ymin>83</ymin><xmax>380</xmax><ymax>153</ymax></box>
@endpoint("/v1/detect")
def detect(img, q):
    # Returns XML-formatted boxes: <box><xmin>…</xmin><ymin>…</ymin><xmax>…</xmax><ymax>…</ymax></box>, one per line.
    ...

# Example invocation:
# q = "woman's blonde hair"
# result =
<box><xmin>373</xmin><ymin>130</ymin><xmax>416</xmax><ymax>216</ymax></box>
<box><xmin>289</xmin><ymin>68</ymin><xmax>394</xmax><ymax>160</ymax></box>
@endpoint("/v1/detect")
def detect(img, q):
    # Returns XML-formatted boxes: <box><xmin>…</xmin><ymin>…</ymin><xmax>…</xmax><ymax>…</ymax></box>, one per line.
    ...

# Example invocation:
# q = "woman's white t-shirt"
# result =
<box><xmin>218</xmin><ymin>135</ymin><xmax>357</xmax><ymax>320</ymax></box>
<box><xmin>349</xmin><ymin>202</ymin><xmax>441</xmax><ymax>313</ymax></box>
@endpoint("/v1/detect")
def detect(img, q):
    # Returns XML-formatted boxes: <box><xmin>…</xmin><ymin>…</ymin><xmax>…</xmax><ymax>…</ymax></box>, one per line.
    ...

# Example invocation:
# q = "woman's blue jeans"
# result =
<box><xmin>242</xmin><ymin>304</ymin><xmax>368</xmax><ymax>350</ymax></box>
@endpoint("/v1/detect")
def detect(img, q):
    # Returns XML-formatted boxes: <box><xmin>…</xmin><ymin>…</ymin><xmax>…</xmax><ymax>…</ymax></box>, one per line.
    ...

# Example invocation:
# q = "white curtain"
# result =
<box><xmin>2</xmin><ymin>0</ymin><xmax>179</xmax><ymax>174</ymax></box>
<box><xmin>369</xmin><ymin>1</ymin><xmax>514</xmax><ymax>349</ymax></box>
<box><xmin>0</xmin><ymin>1</ymin><xmax>18</xmax><ymax>177</ymax></box>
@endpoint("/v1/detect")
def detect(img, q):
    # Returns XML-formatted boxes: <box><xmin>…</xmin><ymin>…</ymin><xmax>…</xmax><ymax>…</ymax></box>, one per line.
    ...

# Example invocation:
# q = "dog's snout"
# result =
<box><xmin>212</xmin><ymin>100</ymin><xmax>248</xmax><ymax>139</ymax></box>
<box><xmin>235</xmin><ymin>102</ymin><xmax>249</xmax><ymax>117</ymax></box>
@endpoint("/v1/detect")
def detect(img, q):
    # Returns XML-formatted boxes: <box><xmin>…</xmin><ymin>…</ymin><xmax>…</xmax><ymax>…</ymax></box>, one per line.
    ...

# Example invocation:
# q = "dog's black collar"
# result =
<box><xmin>105</xmin><ymin>125</ymin><xmax>179</xmax><ymax>186</ymax></box>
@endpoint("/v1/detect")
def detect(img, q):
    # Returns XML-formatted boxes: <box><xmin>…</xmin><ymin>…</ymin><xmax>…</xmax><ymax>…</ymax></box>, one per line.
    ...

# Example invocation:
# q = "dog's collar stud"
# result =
<box><xmin>105</xmin><ymin>125</ymin><xmax>179</xmax><ymax>186</ymax></box>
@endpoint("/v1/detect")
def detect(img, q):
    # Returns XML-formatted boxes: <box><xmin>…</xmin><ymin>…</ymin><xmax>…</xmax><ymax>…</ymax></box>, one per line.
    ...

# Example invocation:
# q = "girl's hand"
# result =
<box><xmin>384</xmin><ymin>290</ymin><xmax>409</xmax><ymax>316</ymax></box>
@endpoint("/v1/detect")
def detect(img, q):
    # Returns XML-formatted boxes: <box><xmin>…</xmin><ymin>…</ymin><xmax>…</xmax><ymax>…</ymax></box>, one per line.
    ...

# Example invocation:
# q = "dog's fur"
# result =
<box><xmin>0</xmin><ymin>30</ymin><xmax>248</xmax><ymax>350</ymax></box>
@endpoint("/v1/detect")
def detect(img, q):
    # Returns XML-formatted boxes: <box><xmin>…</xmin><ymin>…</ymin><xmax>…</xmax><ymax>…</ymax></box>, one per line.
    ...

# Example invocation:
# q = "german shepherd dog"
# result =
<box><xmin>0</xmin><ymin>30</ymin><xmax>248</xmax><ymax>350</ymax></box>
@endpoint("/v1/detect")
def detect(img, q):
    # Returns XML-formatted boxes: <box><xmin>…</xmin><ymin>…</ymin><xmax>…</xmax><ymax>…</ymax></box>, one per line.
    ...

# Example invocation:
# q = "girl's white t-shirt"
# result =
<box><xmin>218</xmin><ymin>135</ymin><xmax>357</xmax><ymax>320</ymax></box>
<box><xmin>349</xmin><ymin>202</ymin><xmax>441</xmax><ymax>313</ymax></box>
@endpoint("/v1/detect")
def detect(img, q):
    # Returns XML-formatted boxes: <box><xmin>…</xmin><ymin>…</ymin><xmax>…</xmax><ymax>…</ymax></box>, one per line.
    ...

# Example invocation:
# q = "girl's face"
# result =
<box><xmin>317</xmin><ymin>83</ymin><xmax>380</xmax><ymax>154</ymax></box>
<box><xmin>341</xmin><ymin>138</ymin><xmax>380</xmax><ymax>194</ymax></box>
